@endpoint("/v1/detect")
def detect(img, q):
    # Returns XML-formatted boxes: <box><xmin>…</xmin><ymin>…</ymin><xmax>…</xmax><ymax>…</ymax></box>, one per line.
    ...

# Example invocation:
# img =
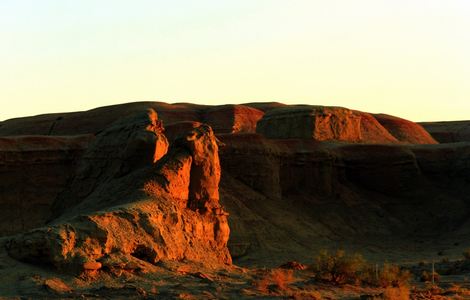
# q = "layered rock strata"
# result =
<box><xmin>6</xmin><ymin>109</ymin><xmax>231</xmax><ymax>272</ymax></box>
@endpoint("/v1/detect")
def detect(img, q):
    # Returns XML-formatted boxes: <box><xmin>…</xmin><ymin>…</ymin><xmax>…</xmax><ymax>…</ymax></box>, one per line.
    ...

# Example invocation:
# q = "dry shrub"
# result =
<box><xmin>312</xmin><ymin>250</ymin><xmax>411</xmax><ymax>288</ymax></box>
<box><xmin>312</xmin><ymin>249</ymin><xmax>367</xmax><ymax>285</ymax></box>
<box><xmin>383</xmin><ymin>285</ymin><xmax>410</xmax><ymax>300</ymax></box>
<box><xmin>255</xmin><ymin>268</ymin><xmax>294</xmax><ymax>293</ymax></box>
<box><xmin>420</xmin><ymin>270</ymin><xmax>440</xmax><ymax>283</ymax></box>
<box><xmin>271</xmin><ymin>268</ymin><xmax>294</xmax><ymax>290</ymax></box>
<box><xmin>377</xmin><ymin>263</ymin><xmax>411</xmax><ymax>288</ymax></box>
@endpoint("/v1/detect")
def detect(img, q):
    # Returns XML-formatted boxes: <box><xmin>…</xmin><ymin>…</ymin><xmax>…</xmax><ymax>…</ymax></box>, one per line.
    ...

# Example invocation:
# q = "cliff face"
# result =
<box><xmin>4</xmin><ymin>109</ymin><xmax>231</xmax><ymax>273</ymax></box>
<box><xmin>255</xmin><ymin>105</ymin><xmax>439</xmax><ymax>144</ymax></box>
<box><xmin>1</xmin><ymin>102</ymin><xmax>469</xmax><ymax>271</ymax></box>
<box><xmin>0</xmin><ymin>102</ymin><xmax>265</xmax><ymax>136</ymax></box>
<box><xmin>219</xmin><ymin>135</ymin><xmax>470</xmax><ymax>264</ymax></box>
<box><xmin>0</xmin><ymin>135</ymin><xmax>92</xmax><ymax>235</ymax></box>
<box><xmin>0</xmin><ymin>102</ymin><xmax>439</xmax><ymax>145</ymax></box>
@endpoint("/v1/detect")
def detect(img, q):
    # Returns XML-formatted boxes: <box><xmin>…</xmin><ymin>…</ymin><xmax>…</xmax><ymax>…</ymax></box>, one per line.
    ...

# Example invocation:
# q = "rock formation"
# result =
<box><xmin>219</xmin><ymin>135</ymin><xmax>470</xmax><ymax>265</ymax></box>
<box><xmin>0</xmin><ymin>102</ymin><xmax>264</xmax><ymax>136</ymax></box>
<box><xmin>1</xmin><ymin>101</ymin><xmax>469</xmax><ymax>272</ymax></box>
<box><xmin>0</xmin><ymin>135</ymin><xmax>92</xmax><ymax>235</ymax></box>
<box><xmin>0</xmin><ymin>102</ymin><xmax>205</xmax><ymax>136</ymax></box>
<box><xmin>5</xmin><ymin>108</ymin><xmax>231</xmax><ymax>273</ymax></box>
<box><xmin>203</xmin><ymin>105</ymin><xmax>264</xmax><ymax>134</ymax></box>
<box><xmin>420</xmin><ymin>120</ymin><xmax>470</xmax><ymax>143</ymax></box>
<box><xmin>256</xmin><ymin>105</ymin><xmax>401</xmax><ymax>143</ymax></box>
<box><xmin>374</xmin><ymin>114</ymin><xmax>437</xmax><ymax>144</ymax></box>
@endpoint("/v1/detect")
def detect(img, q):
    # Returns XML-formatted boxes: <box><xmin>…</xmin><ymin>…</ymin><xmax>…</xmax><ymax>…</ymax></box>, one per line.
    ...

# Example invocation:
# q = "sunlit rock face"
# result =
<box><xmin>373</xmin><ymin>113</ymin><xmax>437</xmax><ymax>144</ymax></box>
<box><xmin>6</xmin><ymin>109</ymin><xmax>231</xmax><ymax>272</ymax></box>
<box><xmin>203</xmin><ymin>104</ymin><xmax>264</xmax><ymax>134</ymax></box>
<box><xmin>2</xmin><ymin>101</ymin><xmax>470</xmax><ymax>271</ymax></box>
<box><xmin>256</xmin><ymin>105</ymin><xmax>439</xmax><ymax>145</ymax></box>
<box><xmin>256</xmin><ymin>105</ymin><xmax>398</xmax><ymax>143</ymax></box>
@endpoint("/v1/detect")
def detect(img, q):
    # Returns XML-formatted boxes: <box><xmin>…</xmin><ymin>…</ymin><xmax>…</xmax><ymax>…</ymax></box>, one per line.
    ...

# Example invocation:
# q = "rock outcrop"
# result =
<box><xmin>0</xmin><ymin>102</ymin><xmax>265</xmax><ymax>137</ymax></box>
<box><xmin>256</xmin><ymin>105</ymin><xmax>439</xmax><ymax>145</ymax></box>
<box><xmin>420</xmin><ymin>120</ymin><xmax>470</xmax><ymax>143</ymax></box>
<box><xmin>0</xmin><ymin>102</ymin><xmax>206</xmax><ymax>136</ymax></box>
<box><xmin>0</xmin><ymin>135</ymin><xmax>92</xmax><ymax>235</ymax></box>
<box><xmin>256</xmin><ymin>105</ymin><xmax>399</xmax><ymax>143</ymax></box>
<box><xmin>1</xmin><ymin>101</ymin><xmax>469</xmax><ymax>271</ymax></box>
<box><xmin>203</xmin><ymin>105</ymin><xmax>264</xmax><ymax>134</ymax></box>
<box><xmin>6</xmin><ymin>109</ymin><xmax>231</xmax><ymax>272</ymax></box>
<box><xmin>219</xmin><ymin>135</ymin><xmax>470</xmax><ymax>265</ymax></box>
<box><xmin>374</xmin><ymin>114</ymin><xmax>438</xmax><ymax>144</ymax></box>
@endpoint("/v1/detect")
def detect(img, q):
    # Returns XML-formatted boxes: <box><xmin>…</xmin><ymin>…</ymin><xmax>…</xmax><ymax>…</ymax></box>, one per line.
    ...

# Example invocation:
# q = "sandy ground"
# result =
<box><xmin>3</xmin><ymin>233</ymin><xmax>470</xmax><ymax>299</ymax></box>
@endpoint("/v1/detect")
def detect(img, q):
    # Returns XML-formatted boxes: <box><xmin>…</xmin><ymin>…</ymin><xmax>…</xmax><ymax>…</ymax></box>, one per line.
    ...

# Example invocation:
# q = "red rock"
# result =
<box><xmin>256</xmin><ymin>105</ymin><xmax>398</xmax><ymax>143</ymax></box>
<box><xmin>146</xmin><ymin>108</ymin><xmax>169</xmax><ymax>162</ymax></box>
<box><xmin>164</xmin><ymin>121</ymin><xmax>204</xmax><ymax>143</ymax></box>
<box><xmin>374</xmin><ymin>113</ymin><xmax>438</xmax><ymax>144</ymax></box>
<box><xmin>0</xmin><ymin>102</ymin><xmax>267</xmax><ymax>137</ymax></box>
<box><xmin>219</xmin><ymin>133</ymin><xmax>470</xmax><ymax>265</ymax></box>
<box><xmin>184</xmin><ymin>124</ymin><xmax>222</xmax><ymax>211</ymax></box>
<box><xmin>354</xmin><ymin>111</ymin><xmax>398</xmax><ymax>143</ymax></box>
<box><xmin>243</xmin><ymin>102</ymin><xmax>287</xmax><ymax>112</ymax></box>
<box><xmin>0</xmin><ymin>102</ymin><xmax>206</xmax><ymax>136</ymax></box>
<box><xmin>2</xmin><ymin>101</ymin><xmax>470</xmax><ymax>273</ymax></box>
<box><xmin>153</xmin><ymin>149</ymin><xmax>193</xmax><ymax>208</ymax></box>
<box><xmin>83</xmin><ymin>261</ymin><xmax>102</xmax><ymax>270</ymax></box>
<box><xmin>203</xmin><ymin>105</ymin><xmax>264</xmax><ymax>134</ymax></box>
<box><xmin>44</xmin><ymin>278</ymin><xmax>72</xmax><ymax>294</ymax></box>
<box><xmin>6</xmin><ymin>111</ymin><xmax>231</xmax><ymax>271</ymax></box>
<box><xmin>0</xmin><ymin>135</ymin><xmax>92</xmax><ymax>235</ymax></box>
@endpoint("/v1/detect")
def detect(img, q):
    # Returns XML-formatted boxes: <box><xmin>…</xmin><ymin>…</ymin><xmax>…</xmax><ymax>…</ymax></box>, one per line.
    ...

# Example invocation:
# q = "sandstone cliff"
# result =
<box><xmin>219</xmin><ymin>134</ymin><xmax>470</xmax><ymax>265</ymax></box>
<box><xmin>2</xmin><ymin>102</ymin><xmax>469</xmax><ymax>272</ymax></box>
<box><xmin>4</xmin><ymin>109</ymin><xmax>231</xmax><ymax>274</ymax></box>
<box><xmin>255</xmin><ymin>105</ymin><xmax>438</xmax><ymax>144</ymax></box>
<box><xmin>0</xmin><ymin>135</ymin><xmax>92</xmax><ymax>235</ymax></box>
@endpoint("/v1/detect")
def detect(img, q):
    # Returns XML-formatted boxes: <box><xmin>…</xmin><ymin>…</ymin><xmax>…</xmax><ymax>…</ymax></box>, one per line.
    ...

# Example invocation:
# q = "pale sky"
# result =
<box><xmin>0</xmin><ymin>0</ymin><xmax>469</xmax><ymax>122</ymax></box>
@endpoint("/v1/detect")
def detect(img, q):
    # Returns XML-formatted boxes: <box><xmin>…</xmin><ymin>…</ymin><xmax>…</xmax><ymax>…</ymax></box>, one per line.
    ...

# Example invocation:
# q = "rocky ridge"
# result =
<box><xmin>420</xmin><ymin>120</ymin><xmax>470</xmax><ymax>143</ymax></box>
<box><xmin>4</xmin><ymin>109</ymin><xmax>231</xmax><ymax>275</ymax></box>
<box><xmin>1</xmin><ymin>102</ymin><xmax>470</xmax><ymax>298</ymax></box>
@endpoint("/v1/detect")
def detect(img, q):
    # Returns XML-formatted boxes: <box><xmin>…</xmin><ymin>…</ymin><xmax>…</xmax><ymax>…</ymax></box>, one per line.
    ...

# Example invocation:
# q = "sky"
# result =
<box><xmin>0</xmin><ymin>0</ymin><xmax>469</xmax><ymax>122</ymax></box>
